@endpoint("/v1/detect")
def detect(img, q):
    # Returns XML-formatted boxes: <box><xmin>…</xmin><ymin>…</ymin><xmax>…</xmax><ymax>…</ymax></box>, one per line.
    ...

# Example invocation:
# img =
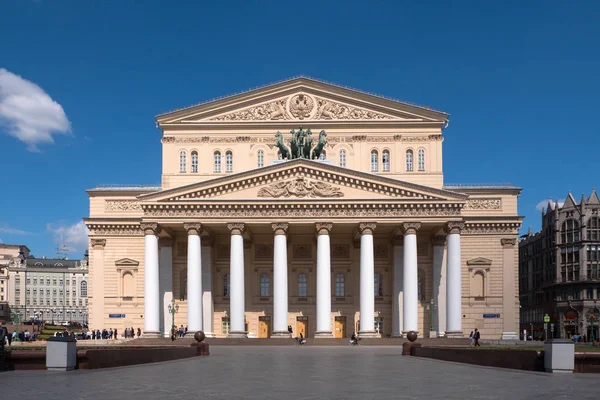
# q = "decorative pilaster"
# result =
<box><xmin>432</xmin><ymin>235</ymin><xmax>447</xmax><ymax>337</ymax></box>
<box><xmin>501</xmin><ymin>238</ymin><xmax>519</xmax><ymax>340</ymax></box>
<box><xmin>272</xmin><ymin>223</ymin><xmax>290</xmax><ymax>338</ymax></box>
<box><xmin>445</xmin><ymin>222</ymin><xmax>464</xmax><ymax>338</ymax></box>
<box><xmin>158</xmin><ymin>237</ymin><xmax>173</xmax><ymax>337</ymax></box>
<box><xmin>184</xmin><ymin>223</ymin><xmax>203</xmax><ymax>336</ymax></box>
<box><xmin>228</xmin><ymin>223</ymin><xmax>247</xmax><ymax>338</ymax></box>
<box><xmin>315</xmin><ymin>222</ymin><xmax>333</xmax><ymax>338</ymax></box>
<box><xmin>202</xmin><ymin>241</ymin><xmax>215</xmax><ymax>338</ymax></box>
<box><xmin>359</xmin><ymin>222</ymin><xmax>377</xmax><ymax>337</ymax></box>
<box><xmin>89</xmin><ymin>238</ymin><xmax>106</xmax><ymax>331</ymax></box>
<box><xmin>142</xmin><ymin>223</ymin><xmax>161</xmax><ymax>337</ymax></box>
<box><xmin>392</xmin><ymin>236</ymin><xmax>404</xmax><ymax>337</ymax></box>
<box><xmin>402</xmin><ymin>222</ymin><xmax>421</xmax><ymax>335</ymax></box>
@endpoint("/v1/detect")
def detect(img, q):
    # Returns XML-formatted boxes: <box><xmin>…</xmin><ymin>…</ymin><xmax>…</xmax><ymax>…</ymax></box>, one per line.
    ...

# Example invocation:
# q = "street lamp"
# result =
<box><xmin>167</xmin><ymin>300</ymin><xmax>179</xmax><ymax>340</ymax></box>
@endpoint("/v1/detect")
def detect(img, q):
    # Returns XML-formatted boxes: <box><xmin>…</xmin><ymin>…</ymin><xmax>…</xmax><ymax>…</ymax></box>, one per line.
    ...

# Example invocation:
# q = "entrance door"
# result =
<box><xmin>296</xmin><ymin>316</ymin><xmax>308</xmax><ymax>338</ymax></box>
<box><xmin>334</xmin><ymin>316</ymin><xmax>347</xmax><ymax>338</ymax></box>
<box><xmin>258</xmin><ymin>316</ymin><xmax>271</xmax><ymax>338</ymax></box>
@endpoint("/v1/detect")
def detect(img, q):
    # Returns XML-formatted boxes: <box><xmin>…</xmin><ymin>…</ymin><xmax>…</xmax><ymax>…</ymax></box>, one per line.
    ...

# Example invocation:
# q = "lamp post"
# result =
<box><xmin>167</xmin><ymin>301</ymin><xmax>179</xmax><ymax>340</ymax></box>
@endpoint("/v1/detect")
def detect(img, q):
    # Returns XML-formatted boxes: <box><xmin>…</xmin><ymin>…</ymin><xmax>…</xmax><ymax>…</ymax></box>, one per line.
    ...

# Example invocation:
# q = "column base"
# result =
<box><xmin>501</xmin><ymin>332</ymin><xmax>519</xmax><ymax>340</ymax></box>
<box><xmin>445</xmin><ymin>330</ymin><xmax>463</xmax><ymax>338</ymax></box>
<box><xmin>143</xmin><ymin>330</ymin><xmax>161</xmax><ymax>338</ymax></box>
<box><xmin>429</xmin><ymin>331</ymin><xmax>438</xmax><ymax>338</ymax></box>
<box><xmin>314</xmin><ymin>331</ymin><xmax>334</xmax><ymax>338</ymax></box>
<box><xmin>358</xmin><ymin>330</ymin><xmax>379</xmax><ymax>338</ymax></box>
<box><xmin>271</xmin><ymin>331</ymin><xmax>292</xmax><ymax>338</ymax></box>
<box><xmin>227</xmin><ymin>331</ymin><xmax>248</xmax><ymax>338</ymax></box>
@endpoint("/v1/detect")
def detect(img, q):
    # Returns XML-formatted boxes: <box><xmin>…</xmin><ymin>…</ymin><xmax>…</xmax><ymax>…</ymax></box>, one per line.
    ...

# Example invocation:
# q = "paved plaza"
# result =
<box><xmin>1</xmin><ymin>346</ymin><xmax>598</xmax><ymax>399</ymax></box>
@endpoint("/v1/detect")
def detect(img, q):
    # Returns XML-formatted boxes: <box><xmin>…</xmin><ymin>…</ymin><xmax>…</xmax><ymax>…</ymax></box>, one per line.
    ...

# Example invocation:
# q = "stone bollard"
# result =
<box><xmin>544</xmin><ymin>339</ymin><xmax>574</xmax><ymax>373</ymax></box>
<box><xmin>46</xmin><ymin>336</ymin><xmax>77</xmax><ymax>371</ymax></box>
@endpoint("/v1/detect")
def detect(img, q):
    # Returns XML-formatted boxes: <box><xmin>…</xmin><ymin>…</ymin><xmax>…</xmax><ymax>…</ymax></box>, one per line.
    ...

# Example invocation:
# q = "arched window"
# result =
<box><xmin>298</xmin><ymin>273</ymin><xmax>307</xmax><ymax>297</ymax></box>
<box><xmin>223</xmin><ymin>273</ymin><xmax>230</xmax><ymax>297</ymax></box>
<box><xmin>214</xmin><ymin>151</ymin><xmax>221</xmax><ymax>173</ymax></box>
<box><xmin>371</xmin><ymin>150</ymin><xmax>379</xmax><ymax>172</ymax></box>
<box><xmin>588</xmin><ymin>217</ymin><xmax>600</xmax><ymax>241</ymax></box>
<box><xmin>335</xmin><ymin>273</ymin><xmax>345</xmax><ymax>297</ymax></box>
<box><xmin>561</xmin><ymin>219</ymin><xmax>580</xmax><ymax>243</ymax></box>
<box><xmin>339</xmin><ymin>149</ymin><xmax>347</xmax><ymax>168</ymax></box>
<box><xmin>179</xmin><ymin>151</ymin><xmax>186</xmax><ymax>173</ymax></box>
<box><xmin>226</xmin><ymin>151</ymin><xmax>233</xmax><ymax>172</ymax></box>
<box><xmin>80</xmin><ymin>281</ymin><xmax>88</xmax><ymax>297</ymax></box>
<box><xmin>319</xmin><ymin>150</ymin><xmax>326</xmax><ymax>161</ymax></box>
<box><xmin>257</xmin><ymin>150</ymin><xmax>264</xmax><ymax>168</ymax></box>
<box><xmin>122</xmin><ymin>274</ymin><xmax>133</xmax><ymax>297</ymax></box>
<box><xmin>406</xmin><ymin>150</ymin><xmax>414</xmax><ymax>172</ymax></box>
<box><xmin>418</xmin><ymin>148</ymin><xmax>425</xmax><ymax>171</ymax></box>
<box><xmin>191</xmin><ymin>151</ymin><xmax>198</xmax><ymax>173</ymax></box>
<box><xmin>260</xmin><ymin>273</ymin><xmax>270</xmax><ymax>297</ymax></box>
<box><xmin>382</xmin><ymin>150</ymin><xmax>390</xmax><ymax>172</ymax></box>
<box><xmin>374</xmin><ymin>273</ymin><xmax>383</xmax><ymax>296</ymax></box>
<box><xmin>471</xmin><ymin>272</ymin><xmax>485</xmax><ymax>299</ymax></box>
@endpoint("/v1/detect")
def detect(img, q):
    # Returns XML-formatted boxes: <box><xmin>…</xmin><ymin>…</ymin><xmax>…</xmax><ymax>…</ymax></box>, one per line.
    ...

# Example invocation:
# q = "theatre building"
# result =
<box><xmin>85</xmin><ymin>77</ymin><xmax>522</xmax><ymax>339</ymax></box>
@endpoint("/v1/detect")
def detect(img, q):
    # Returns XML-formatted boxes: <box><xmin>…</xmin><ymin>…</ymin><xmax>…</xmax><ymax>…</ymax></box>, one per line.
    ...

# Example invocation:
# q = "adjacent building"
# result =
<box><xmin>85</xmin><ymin>77</ymin><xmax>522</xmax><ymax>339</ymax></box>
<box><xmin>7</xmin><ymin>255</ymin><xmax>89</xmax><ymax>325</ymax></box>
<box><xmin>519</xmin><ymin>191</ymin><xmax>600</xmax><ymax>340</ymax></box>
<box><xmin>0</xmin><ymin>244</ymin><xmax>30</xmax><ymax>322</ymax></box>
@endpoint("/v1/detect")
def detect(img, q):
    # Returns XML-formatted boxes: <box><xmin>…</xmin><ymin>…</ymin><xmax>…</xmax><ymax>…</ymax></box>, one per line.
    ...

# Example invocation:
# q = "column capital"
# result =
<box><xmin>272</xmin><ymin>222</ymin><xmax>289</xmax><ymax>235</ymax></box>
<box><xmin>402</xmin><ymin>222</ymin><xmax>421</xmax><ymax>235</ymax></box>
<box><xmin>140</xmin><ymin>222</ymin><xmax>159</xmax><ymax>235</ymax></box>
<box><xmin>91</xmin><ymin>239</ymin><xmax>106</xmax><ymax>249</ymax></box>
<box><xmin>358</xmin><ymin>222</ymin><xmax>377</xmax><ymax>235</ymax></box>
<box><xmin>432</xmin><ymin>235</ymin><xmax>446</xmax><ymax>247</ymax></box>
<box><xmin>316</xmin><ymin>222</ymin><xmax>333</xmax><ymax>235</ymax></box>
<box><xmin>227</xmin><ymin>223</ymin><xmax>245</xmax><ymax>235</ymax></box>
<box><xmin>158</xmin><ymin>237</ymin><xmax>174</xmax><ymax>247</ymax></box>
<box><xmin>445</xmin><ymin>222</ymin><xmax>465</xmax><ymax>235</ymax></box>
<box><xmin>184</xmin><ymin>223</ymin><xmax>203</xmax><ymax>235</ymax></box>
<box><xmin>392</xmin><ymin>236</ymin><xmax>404</xmax><ymax>247</ymax></box>
<box><xmin>501</xmin><ymin>238</ymin><xmax>517</xmax><ymax>248</ymax></box>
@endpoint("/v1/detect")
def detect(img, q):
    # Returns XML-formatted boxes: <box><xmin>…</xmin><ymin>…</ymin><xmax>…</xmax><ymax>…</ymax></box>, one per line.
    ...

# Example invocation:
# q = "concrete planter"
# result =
<box><xmin>46</xmin><ymin>336</ymin><xmax>77</xmax><ymax>371</ymax></box>
<box><xmin>544</xmin><ymin>339</ymin><xmax>574</xmax><ymax>373</ymax></box>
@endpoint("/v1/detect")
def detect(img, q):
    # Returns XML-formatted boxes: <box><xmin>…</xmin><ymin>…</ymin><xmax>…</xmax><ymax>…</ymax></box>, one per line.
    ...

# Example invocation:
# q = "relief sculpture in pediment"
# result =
<box><xmin>257</xmin><ymin>177</ymin><xmax>344</xmax><ymax>198</ymax></box>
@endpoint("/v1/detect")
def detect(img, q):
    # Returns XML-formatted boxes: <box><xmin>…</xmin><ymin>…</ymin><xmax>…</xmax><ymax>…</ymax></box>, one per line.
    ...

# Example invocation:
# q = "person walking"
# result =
<box><xmin>137</xmin><ymin>327</ymin><xmax>141</xmax><ymax>338</ymax></box>
<box><xmin>473</xmin><ymin>328</ymin><xmax>481</xmax><ymax>347</ymax></box>
<box><xmin>469</xmin><ymin>330</ymin><xmax>474</xmax><ymax>346</ymax></box>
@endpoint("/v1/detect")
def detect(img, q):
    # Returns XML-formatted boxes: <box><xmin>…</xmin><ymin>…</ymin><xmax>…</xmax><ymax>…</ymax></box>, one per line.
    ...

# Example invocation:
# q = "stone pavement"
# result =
<box><xmin>1</xmin><ymin>346</ymin><xmax>598</xmax><ymax>399</ymax></box>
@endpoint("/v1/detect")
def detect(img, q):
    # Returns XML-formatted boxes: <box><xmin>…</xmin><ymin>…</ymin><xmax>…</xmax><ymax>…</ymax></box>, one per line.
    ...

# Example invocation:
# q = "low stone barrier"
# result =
<box><xmin>575</xmin><ymin>352</ymin><xmax>600</xmax><ymax>373</ymax></box>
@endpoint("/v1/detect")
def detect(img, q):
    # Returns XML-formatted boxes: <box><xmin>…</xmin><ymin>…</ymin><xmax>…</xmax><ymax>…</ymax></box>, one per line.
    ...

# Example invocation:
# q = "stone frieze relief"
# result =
<box><xmin>257</xmin><ymin>177</ymin><xmax>344</xmax><ymax>198</ymax></box>
<box><xmin>105</xmin><ymin>200</ymin><xmax>142</xmax><ymax>211</ymax></box>
<box><xmin>463</xmin><ymin>198</ymin><xmax>502</xmax><ymax>210</ymax></box>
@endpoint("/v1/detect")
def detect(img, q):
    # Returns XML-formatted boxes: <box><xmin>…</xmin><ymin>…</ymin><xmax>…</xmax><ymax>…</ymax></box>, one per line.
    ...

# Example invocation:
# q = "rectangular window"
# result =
<box><xmin>260</xmin><ymin>274</ymin><xmax>269</xmax><ymax>297</ymax></box>
<box><xmin>335</xmin><ymin>273</ymin><xmax>345</xmax><ymax>297</ymax></box>
<box><xmin>374</xmin><ymin>317</ymin><xmax>383</xmax><ymax>334</ymax></box>
<box><xmin>222</xmin><ymin>317</ymin><xmax>230</xmax><ymax>335</ymax></box>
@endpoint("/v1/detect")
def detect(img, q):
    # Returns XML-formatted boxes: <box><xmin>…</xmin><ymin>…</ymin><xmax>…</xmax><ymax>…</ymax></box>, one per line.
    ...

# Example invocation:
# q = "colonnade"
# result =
<box><xmin>142</xmin><ymin>221</ymin><xmax>464</xmax><ymax>338</ymax></box>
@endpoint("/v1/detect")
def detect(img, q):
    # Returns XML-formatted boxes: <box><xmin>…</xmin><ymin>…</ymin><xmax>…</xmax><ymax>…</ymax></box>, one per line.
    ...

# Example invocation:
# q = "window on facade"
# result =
<box><xmin>179</xmin><ymin>150</ymin><xmax>186</xmax><ymax>173</ymax></box>
<box><xmin>298</xmin><ymin>273</ymin><xmax>307</xmax><ymax>297</ymax></box>
<box><xmin>53</xmin><ymin>278</ymin><xmax>57</xmax><ymax>285</ymax></box>
<box><xmin>335</xmin><ymin>273</ymin><xmax>345</xmax><ymax>297</ymax></box>
<box><xmin>339</xmin><ymin>149</ymin><xmax>346</xmax><ymax>168</ymax></box>
<box><xmin>226</xmin><ymin>151</ymin><xmax>233</xmax><ymax>172</ymax></box>
<box><xmin>471</xmin><ymin>272</ymin><xmax>485</xmax><ymax>299</ymax></box>
<box><xmin>370</xmin><ymin>150</ymin><xmax>378</xmax><ymax>172</ymax></box>
<box><xmin>561</xmin><ymin>219</ymin><xmax>580</xmax><ymax>243</ymax></box>
<box><xmin>319</xmin><ymin>150</ymin><xmax>326</xmax><ymax>161</ymax></box>
<box><xmin>588</xmin><ymin>217</ymin><xmax>600</xmax><ymax>241</ymax></box>
<box><xmin>257</xmin><ymin>150</ymin><xmax>264</xmax><ymax>168</ymax></box>
<box><xmin>418</xmin><ymin>148</ymin><xmax>425</xmax><ymax>171</ymax></box>
<box><xmin>406</xmin><ymin>150</ymin><xmax>414</xmax><ymax>172</ymax></box>
<box><xmin>121</xmin><ymin>273</ymin><xmax>132</xmax><ymax>297</ymax></box>
<box><xmin>191</xmin><ymin>151</ymin><xmax>198</xmax><ymax>173</ymax></box>
<box><xmin>223</xmin><ymin>273</ymin><xmax>230</xmax><ymax>297</ymax></box>
<box><xmin>374</xmin><ymin>273</ymin><xmax>383</xmax><ymax>297</ymax></box>
<box><xmin>222</xmin><ymin>317</ymin><xmax>230</xmax><ymax>335</ymax></box>
<box><xmin>374</xmin><ymin>317</ymin><xmax>383</xmax><ymax>334</ymax></box>
<box><xmin>260</xmin><ymin>273</ymin><xmax>270</xmax><ymax>297</ymax></box>
<box><xmin>382</xmin><ymin>150</ymin><xmax>390</xmax><ymax>172</ymax></box>
<box><xmin>214</xmin><ymin>151</ymin><xmax>221</xmax><ymax>173</ymax></box>
<box><xmin>80</xmin><ymin>281</ymin><xmax>88</xmax><ymax>297</ymax></box>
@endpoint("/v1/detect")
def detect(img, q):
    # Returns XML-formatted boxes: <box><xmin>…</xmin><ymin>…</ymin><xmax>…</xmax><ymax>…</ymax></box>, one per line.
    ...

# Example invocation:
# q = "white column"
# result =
<box><xmin>315</xmin><ymin>223</ymin><xmax>333</xmax><ymax>338</ymax></box>
<box><xmin>202</xmin><ymin>244</ymin><xmax>215</xmax><ymax>338</ymax></box>
<box><xmin>403</xmin><ymin>222</ymin><xmax>420</xmax><ymax>335</ymax></box>
<box><xmin>359</xmin><ymin>222</ymin><xmax>377</xmax><ymax>337</ymax></box>
<box><xmin>446</xmin><ymin>222</ymin><xmax>463</xmax><ymax>337</ymax></box>
<box><xmin>272</xmin><ymin>223</ymin><xmax>290</xmax><ymax>337</ymax></box>
<box><xmin>432</xmin><ymin>236</ymin><xmax>447</xmax><ymax>337</ymax></box>
<box><xmin>184</xmin><ymin>223</ymin><xmax>203</xmax><ymax>336</ymax></box>
<box><xmin>159</xmin><ymin>238</ymin><xmax>173</xmax><ymax>337</ymax></box>
<box><xmin>142</xmin><ymin>223</ymin><xmax>160</xmax><ymax>337</ymax></box>
<box><xmin>392</xmin><ymin>236</ymin><xmax>403</xmax><ymax>337</ymax></box>
<box><xmin>228</xmin><ymin>223</ymin><xmax>247</xmax><ymax>338</ymax></box>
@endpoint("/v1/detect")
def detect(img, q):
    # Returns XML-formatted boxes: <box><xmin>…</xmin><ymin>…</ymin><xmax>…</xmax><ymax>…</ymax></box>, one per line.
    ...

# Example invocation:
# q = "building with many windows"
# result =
<box><xmin>519</xmin><ymin>190</ymin><xmax>600</xmax><ymax>340</ymax></box>
<box><xmin>7</xmin><ymin>255</ymin><xmax>89</xmax><ymax>325</ymax></box>
<box><xmin>0</xmin><ymin>244</ymin><xmax>31</xmax><ymax>322</ymax></box>
<box><xmin>85</xmin><ymin>77</ymin><xmax>522</xmax><ymax>339</ymax></box>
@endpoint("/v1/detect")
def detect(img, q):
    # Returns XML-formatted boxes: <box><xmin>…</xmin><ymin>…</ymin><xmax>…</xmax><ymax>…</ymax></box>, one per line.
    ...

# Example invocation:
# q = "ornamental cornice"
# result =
<box><xmin>463</xmin><ymin>198</ymin><xmax>502</xmax><ymax>210</ymax></box>
<box><xmin>462</xmin><ymin>222</ymin><xmax>521</xmax><ymax>235</ymax></box>
<box><xmin>105</xmin><ymin>200</ymin><xmax>142</xmax><ymax>212</ymax></box>
<box><xmin>87</xmin><ymin>224</ymin><xmax>144</xmax><ymax>236</ymax></box>
<box><xmin>161</xmin><ymin>134</ymin><xmax>443</xmax><ymax>145</ymax></box>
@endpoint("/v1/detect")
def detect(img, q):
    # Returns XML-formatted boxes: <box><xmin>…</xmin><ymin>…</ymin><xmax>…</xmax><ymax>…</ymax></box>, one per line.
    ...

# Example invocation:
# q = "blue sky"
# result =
<box><xmin>0</xmin><ymin>0</ymin><xmax>598</xmax><ymax>258</ymax></box>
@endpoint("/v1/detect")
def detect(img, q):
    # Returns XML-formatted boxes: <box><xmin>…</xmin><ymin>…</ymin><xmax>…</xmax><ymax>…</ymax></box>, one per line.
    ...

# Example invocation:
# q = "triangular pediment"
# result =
<box><xmin>467</xmin><ymin>257</ymin><xmax>493</xmax><ymax>266</ymax></box>
<box><xmin>156</xmin><ymin>77</ymin><xmax>448</xmax><ymax>125</ymax></box>
<box><xmin>138</xmin><ymin>159</ymin><xmax>466</xmax><ymax>204</ymax></box>
<box><xmin>115</xmin><ymin>258</ymin><xmax>139</xmax><ymax>267</ymax></box>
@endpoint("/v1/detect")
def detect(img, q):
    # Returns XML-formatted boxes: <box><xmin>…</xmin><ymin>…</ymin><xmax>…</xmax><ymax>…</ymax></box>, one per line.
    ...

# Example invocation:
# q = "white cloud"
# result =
<box><xmin>47</xmin><ymin>221</ymin><xmax>89</xmax><ymax>255</ymax></box>
<box><xmin>0</xmin><ymin>222</ymin><xmax>31</xmax><ymax>235</ymax></box>
<box><xmin>0</xmin><ymin>68</ymin><xmax>71</xmax><ymax>151</ymax></box>
<box><xmin>536</xmin><ymin>198</ymin><xmax>565</xmax><ymax>212</ymax></box>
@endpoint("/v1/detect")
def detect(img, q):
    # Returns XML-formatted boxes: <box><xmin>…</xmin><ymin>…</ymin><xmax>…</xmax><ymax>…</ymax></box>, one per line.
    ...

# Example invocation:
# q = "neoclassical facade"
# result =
<box><xmin>85</xmin><ymin>77</ymin><xmax>522</xmax><ymax>339</ymax></box>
